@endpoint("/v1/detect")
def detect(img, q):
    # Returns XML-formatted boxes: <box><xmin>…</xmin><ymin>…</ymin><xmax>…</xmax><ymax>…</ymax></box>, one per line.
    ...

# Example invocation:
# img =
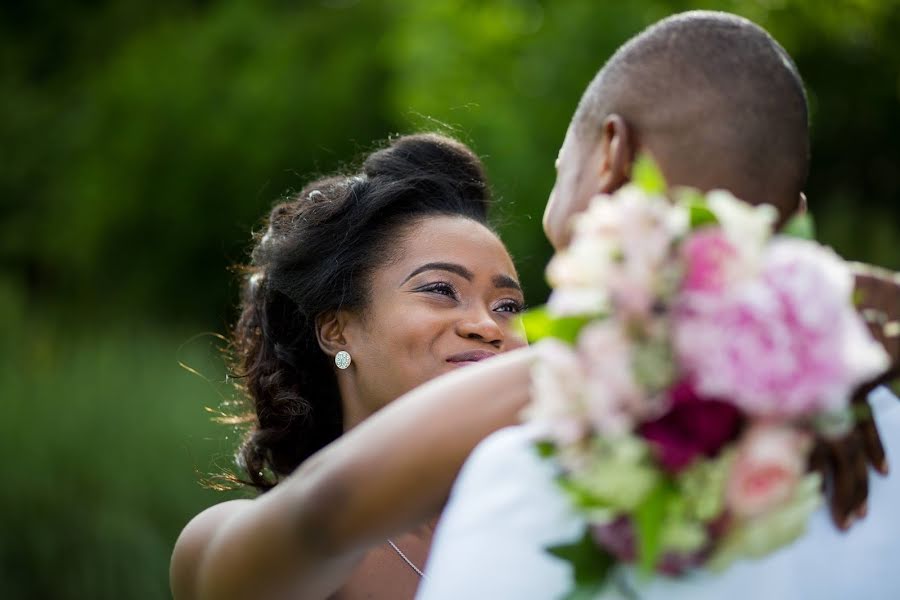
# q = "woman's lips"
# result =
<box><xmin>446</xmin><ymin>350</ymin><xmax>497</xmax><ymax>366</ymax></box>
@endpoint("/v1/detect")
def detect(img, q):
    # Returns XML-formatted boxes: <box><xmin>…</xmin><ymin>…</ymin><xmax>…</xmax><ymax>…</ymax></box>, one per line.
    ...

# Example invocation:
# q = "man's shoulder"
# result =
<box><xmin>468</xmin><ymin>424</ymin><xmax>541</xmax><ymax>462</ymax></box>
<box><xmin>421</xmin><ymin>424</ymin><xmax>584</xmax><ymax>599</ymax></box>
<box><xmin>449</xmin><ymin>423</ymin><xmax>572</xmax><ymax>521</ymax></box>
<box><xmin>450</xmin><ymin>424</ymin><xmax>547</xmax><ymax>494</ymax></box>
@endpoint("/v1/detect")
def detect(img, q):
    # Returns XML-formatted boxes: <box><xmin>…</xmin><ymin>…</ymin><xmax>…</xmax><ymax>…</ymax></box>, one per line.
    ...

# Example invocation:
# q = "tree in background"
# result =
<box><xmin>2</xmin><ymin>0</ymin><xmax>898</xmax><ymax>327</ymax></box>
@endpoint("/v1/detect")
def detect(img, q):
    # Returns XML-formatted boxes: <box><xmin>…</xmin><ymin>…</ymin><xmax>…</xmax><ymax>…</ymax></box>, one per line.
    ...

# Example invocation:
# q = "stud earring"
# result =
<box><xmin>335</xmin><ymin>350</ymin><xmax>352</xmax><ymax>370</ymax></box>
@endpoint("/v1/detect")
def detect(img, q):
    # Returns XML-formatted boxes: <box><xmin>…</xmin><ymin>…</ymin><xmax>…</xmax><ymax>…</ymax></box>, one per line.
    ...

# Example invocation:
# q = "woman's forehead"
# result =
<box><xmin>391</xmin><ymin>216</ymin><xmax>517</xmax><ymax>278</ymax></box>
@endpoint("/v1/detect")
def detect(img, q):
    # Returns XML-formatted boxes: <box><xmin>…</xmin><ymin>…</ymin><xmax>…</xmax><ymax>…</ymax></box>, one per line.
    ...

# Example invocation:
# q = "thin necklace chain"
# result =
<box><xmin>387</xmin><ymin>539</ymin><xmax>426</xmax><ymax>578</ymax></box>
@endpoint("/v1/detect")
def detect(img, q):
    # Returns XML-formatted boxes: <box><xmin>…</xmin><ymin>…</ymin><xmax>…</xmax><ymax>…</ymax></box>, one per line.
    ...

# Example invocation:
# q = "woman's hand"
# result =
<box><xmin>812</xmin><ymin>384</ymin><xmax>888</xmax><ymax>530</ymax></box>
<box><xmin>814</xmin><ymin>264</ymin><xmax>899</xmax><ymax>530</ymax></box>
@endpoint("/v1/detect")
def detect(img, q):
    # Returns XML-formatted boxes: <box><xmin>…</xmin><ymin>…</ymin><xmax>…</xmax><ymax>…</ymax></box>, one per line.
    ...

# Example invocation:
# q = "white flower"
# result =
<box><xmin>707</xmin><ymin>189</ymin><xmax>777</xmax><ymax>272</ymax></box>
<box><xmin>523</xmin><ymin>340</ymin><xmax>589</xmax><ymax>445</ymax></box>
<box><xmin>577</xmin><ymin>320</ymin><xmax>645</xmax><ymax>435</ymax></box>
<box><xmin>547</xmin><ymin>287</ymin><xmax>609</xmax><ymax>317</ymax></box>
<box><xmin>547</xmin><ymin>185</ymin><xmax>686</xmax><ymax>318</ymax></box>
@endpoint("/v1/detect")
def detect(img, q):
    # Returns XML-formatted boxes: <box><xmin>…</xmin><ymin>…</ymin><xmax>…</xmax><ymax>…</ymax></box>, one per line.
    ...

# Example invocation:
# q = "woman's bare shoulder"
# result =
<box><xmin>170</xmin><ymin>499</ymin><xmax>255</xmax><ymax>600</ymax></box>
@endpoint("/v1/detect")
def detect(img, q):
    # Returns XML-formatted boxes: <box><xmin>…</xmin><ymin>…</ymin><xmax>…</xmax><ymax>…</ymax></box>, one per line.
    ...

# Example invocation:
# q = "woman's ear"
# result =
<box><xmin>315</xmin><ymin>310</ymin><xmax>352</xmax><ymax>359</ymax></box>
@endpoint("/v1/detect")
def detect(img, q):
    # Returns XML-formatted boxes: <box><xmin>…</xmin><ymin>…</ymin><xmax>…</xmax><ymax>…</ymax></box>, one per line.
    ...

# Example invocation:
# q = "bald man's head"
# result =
<box><xmin>545</xmin><ymin>11</ymin><xmax>810</xmax><ymax>249</ymax></box>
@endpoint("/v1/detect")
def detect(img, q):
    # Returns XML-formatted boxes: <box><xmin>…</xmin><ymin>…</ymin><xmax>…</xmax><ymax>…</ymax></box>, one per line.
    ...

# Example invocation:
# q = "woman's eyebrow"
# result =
<box><xmin>493</xmin><ymin>274</ymin><xmax>522</xmax><ymax>292</ymax></box>
<box><xmin>402</xmin><ymin>262</ymin><xmax>474</xmax><ymax>284</ymax></box>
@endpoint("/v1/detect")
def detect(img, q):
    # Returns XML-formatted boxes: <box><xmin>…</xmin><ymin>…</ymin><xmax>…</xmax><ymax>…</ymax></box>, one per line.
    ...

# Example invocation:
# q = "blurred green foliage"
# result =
<box><xmin>2</xmin><ymin>0</ymin><xmax>898</xmax><ymax>597</ymax></box>
<box><xmin>0</xmin><ymin>280</ymin><xmax>241</xmax><ymax>599</ymax></box>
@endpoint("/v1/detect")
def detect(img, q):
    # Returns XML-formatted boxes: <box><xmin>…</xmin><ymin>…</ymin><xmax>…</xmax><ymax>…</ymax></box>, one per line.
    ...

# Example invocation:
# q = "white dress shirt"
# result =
<box><xmin>418</xmin><ymin>387</ymin><xmax>900</xmax><ymax>600</ymax></box>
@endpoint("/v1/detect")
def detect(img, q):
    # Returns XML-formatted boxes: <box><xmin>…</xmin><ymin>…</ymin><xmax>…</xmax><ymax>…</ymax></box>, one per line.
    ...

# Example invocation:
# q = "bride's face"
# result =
<box><xmin>342</xmin><ymin>215</ymin><xmax>527</xmax><ymax>415</ymax></box>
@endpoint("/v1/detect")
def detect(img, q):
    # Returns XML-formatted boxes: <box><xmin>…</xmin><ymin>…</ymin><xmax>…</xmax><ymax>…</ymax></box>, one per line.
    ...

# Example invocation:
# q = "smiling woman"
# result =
<box><xmin>170</xmin><ymin>133</ymin><xmax>531</xmax><ymax>600</ymax></box>
<box><xmin>345</xmin><ymin>217</ymin><xmax>527</xmax><ymax>422</ymax></box>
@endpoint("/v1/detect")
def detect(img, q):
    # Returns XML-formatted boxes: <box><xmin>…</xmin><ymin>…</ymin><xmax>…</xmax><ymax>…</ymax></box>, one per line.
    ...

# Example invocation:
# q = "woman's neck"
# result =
<box><xmin>338</xmin><ymin>380</ymin><xmax>377</xmax><ymax>432</ymax></box>
<box><xmin>341</xmin><ymin>402</ymin><xmax>371</xmax><ymax>432</ymax></box>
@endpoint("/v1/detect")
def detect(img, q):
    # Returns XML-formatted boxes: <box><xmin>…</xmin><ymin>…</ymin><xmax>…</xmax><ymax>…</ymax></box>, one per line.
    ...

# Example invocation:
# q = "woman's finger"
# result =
<box><xmin>848</xmin><ymin>433</ymin><xmax>870</xmax><ymax>521</ymax></box>
<box><xmin>852</xmin><ymin>380</ymin><xmax>891</xmax><ymax>475</ymax></box>
<box><xmin>824</xmin><ymin>436</ymin><xmax>866</xmax><ymax>530</ymax></box>
<box><xmin>857</xmin><ymin>401</ymin><xmax>888</xmax><ymax>475</ymax></box>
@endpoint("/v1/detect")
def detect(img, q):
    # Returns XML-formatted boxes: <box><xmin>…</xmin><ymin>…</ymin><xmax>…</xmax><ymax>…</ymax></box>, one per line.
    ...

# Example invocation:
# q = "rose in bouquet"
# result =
<box><xmin>521</xmin><ymin>157</ymin><xmax>889</xmax><ymax>597</ymax></box>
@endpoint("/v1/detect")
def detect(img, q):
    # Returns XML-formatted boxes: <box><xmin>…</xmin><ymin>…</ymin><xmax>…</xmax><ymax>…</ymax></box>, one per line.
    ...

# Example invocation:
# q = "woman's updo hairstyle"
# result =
<box><xmin>231</xmin><ymin>133</ymin><xmax>492</xmax><ymax>491</ymax></box>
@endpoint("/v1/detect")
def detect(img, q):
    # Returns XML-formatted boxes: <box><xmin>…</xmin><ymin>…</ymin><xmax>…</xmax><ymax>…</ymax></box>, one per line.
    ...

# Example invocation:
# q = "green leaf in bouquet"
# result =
<box><xmin>813</xmin><ymin>406</ymin><xmax>856</xmax><ymax>438</ymax></box>
<box><xmin>673</xmin><ymin>187</ymin><xmax>718</xmax><ymax>229</ymax></box>
<box><xmin>562</xmin><ymin>436</ymin><xmax>661</xmax><ymax>513</ymax></box>
<box><xmin>535</xmin><ymin>440</ymin><xmax>557</xmax><ymax>458</ymax></box>
<box><xmin>512</xmin><ymin>311</ymin><xmax>529</xmax><ymax>341</ymax></box>
<box><xmin>634</xmin><ymin>480</ymin><xmax>678</xmax><ymax>576</ymax></box>
<box><xmin>688</xmin><ymin>203</ymin><xmax>717</xmax><ymax>229</ymax></box>
<box><xmin>547</xmin><ymin>527</ymin><xmax>616</xmax><ymax>600</ymax></box>
<box><xmin>677</xmin><ymin>451</ymin><xmax>733</xmax><ymax>522</ymax></box>
<box><xmin>518</xmin><ymin>306</ymin><xmax>592</xmax><ymax>344</ymax></box>
<box><xmin>633</xmin><ymin>154</ymin><xmax>667</xmax><ymax>195</ymax></box>
<box><xmin>782</xmin><ymin>211</ymin><xmax>816</xmax><ymax>240</ymax></box>
<box><xmin>557</xmin><ymin>476</ymin><xmax>613</xmax><ymax>511</ymax></box>
<box><xmin>560</xmin><ymin>436</ymin><xmax>662</xmax><ymax>516</ymax></box>
<box><xmin>631</xmin><ymin>339</ymin><xmax>677</xmax><ymax>394</ymax></box>
<box><xmin>659</xmin><ymin>512</ymin><xmax>708</xmax><ymax>555</ymax></box>
<box><xmin>814</xmin><ymin>401</ymin><xmax>884</xmax><ymax>438</ymax></box>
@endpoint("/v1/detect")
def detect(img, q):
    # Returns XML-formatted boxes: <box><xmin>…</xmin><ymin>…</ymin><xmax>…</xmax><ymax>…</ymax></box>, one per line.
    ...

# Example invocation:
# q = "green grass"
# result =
<box><xmin>0</xmin><ymin>286</ymin><xmax>245</xmax><ymax>599</ymax></box>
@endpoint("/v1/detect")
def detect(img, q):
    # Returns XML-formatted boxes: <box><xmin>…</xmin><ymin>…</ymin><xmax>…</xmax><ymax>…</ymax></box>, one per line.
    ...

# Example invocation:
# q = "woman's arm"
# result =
<box><xmin>172</xmin><ymin>344</ymin><xmax>541</xmax><ymax>600</ymax></box>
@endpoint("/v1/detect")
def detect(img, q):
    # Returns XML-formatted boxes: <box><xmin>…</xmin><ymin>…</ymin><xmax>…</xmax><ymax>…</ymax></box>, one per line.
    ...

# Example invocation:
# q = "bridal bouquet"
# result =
<box><xmin>521</xmin><ymin>158</ymin><xmax>889</xmax><ymax>596</ymax></box>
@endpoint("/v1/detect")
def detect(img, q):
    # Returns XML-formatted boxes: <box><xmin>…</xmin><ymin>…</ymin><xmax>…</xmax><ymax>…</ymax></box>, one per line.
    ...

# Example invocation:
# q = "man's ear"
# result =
<box><xmin>315</xmin><ymin>310</ymin><xmax>353</xmax><ymax>360</ymax></box>
<box><xmin>597</xmin><ymin>114</ymin><xmax>634</xmax><ymax>194</ymax></box>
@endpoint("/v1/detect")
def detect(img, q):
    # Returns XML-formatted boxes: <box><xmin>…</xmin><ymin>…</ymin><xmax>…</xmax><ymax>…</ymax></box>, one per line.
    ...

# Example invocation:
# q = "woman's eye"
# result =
<box><xmin>419</xmin><ymin>282</ymin><xmax>458</xmax><ymax>299</ymax></box>
<box><xmin>495</xmin><ymin>300</ymin><xmax>526</xmax><ymax>314</ymax></box>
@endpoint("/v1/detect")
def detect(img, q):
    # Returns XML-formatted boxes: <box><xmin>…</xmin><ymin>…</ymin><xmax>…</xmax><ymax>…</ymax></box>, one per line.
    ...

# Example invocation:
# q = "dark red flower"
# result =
<box><xmin>638</xmin><ymin>379</ymin><xmax>743</xmax><ymax>473</ymax></box>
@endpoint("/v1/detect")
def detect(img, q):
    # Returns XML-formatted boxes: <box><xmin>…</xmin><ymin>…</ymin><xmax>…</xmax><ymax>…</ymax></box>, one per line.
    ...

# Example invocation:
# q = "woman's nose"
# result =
<box><xmin>456</xmin><ymin>307</ymin><xmax>504</xmax><ymax>347</ymax></box>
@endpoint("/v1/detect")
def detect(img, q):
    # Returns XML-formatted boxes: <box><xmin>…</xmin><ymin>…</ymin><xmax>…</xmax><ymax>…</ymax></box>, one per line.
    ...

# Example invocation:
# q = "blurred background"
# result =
<box><xmin>2</xmin><ymin>0</ymin><xmax>898</xmax><ymax>597</ymax></box>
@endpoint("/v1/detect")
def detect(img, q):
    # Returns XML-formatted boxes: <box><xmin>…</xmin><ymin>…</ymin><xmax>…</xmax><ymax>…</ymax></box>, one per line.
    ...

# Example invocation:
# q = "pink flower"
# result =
<box><xmin>681</xmin><ymin>229</ymin><xmax>741</xmax><ymax>294</ymax></box>
<box><xmin>638</xmin><ymin>380</ymin><xmax>743</xmax><ymax>473</ymax></box>
<box><xmin>674</xmin><ymin>238</ymin><xmax>889</xmax><ymax>418</ymax></box>
<box><xmin>725</xmin><ymin>423</ymin><xmax>811</xmax><ymax>519</ymax></box>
